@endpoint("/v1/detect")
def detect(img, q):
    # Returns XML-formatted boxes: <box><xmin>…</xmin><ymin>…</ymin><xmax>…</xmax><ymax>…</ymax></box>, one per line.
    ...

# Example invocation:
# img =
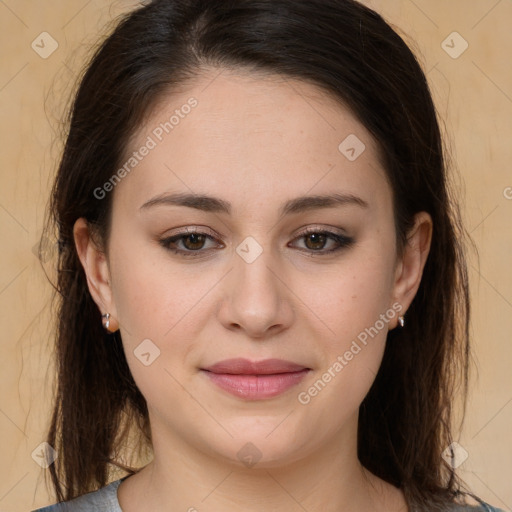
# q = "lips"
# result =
<box><xmin>201</xmin><ymin>358</ymin><xmax>310</xmax><ymax>400</ymax></box>
<box><xmin>203</xmin><ymin>358</ymin><xmax>308</xmax><ymax>375</ymax></box>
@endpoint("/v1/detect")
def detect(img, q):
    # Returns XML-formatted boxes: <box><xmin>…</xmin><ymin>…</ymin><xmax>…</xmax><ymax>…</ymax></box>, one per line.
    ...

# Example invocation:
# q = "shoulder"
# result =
<box><xmin>31</xmin><ymin>478</ymin><xmax>123</xmax><ymax>512</ymax></box>
<box><xmin>475</xmin><ymin>506</ymin><xmax>506</xmax><ymax>512</ymax></box>
<box><xmin>448</xmin><ymin>500</ymin><xmax>507</xmax><ymax>512</ymax></box>
<box><xmin>456</xmin><ymin>506</ymin><xmax>506</xmax><ymax>512</ymax></box>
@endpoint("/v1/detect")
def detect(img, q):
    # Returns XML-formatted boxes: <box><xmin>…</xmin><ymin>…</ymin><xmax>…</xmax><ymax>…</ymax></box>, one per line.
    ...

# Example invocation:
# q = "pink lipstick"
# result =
<box><xmin>201</xmin><ymin>358</ymin><xmax>310</xmax><ymax>400</ymax></box>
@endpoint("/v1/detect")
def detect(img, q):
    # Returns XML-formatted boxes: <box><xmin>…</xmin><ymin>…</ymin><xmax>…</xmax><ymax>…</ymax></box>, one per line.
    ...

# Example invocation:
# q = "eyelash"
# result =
<box><xmin>159</xmin><ymin>227</ymin><xmax>354</xmax><ymax>258</ymax></box>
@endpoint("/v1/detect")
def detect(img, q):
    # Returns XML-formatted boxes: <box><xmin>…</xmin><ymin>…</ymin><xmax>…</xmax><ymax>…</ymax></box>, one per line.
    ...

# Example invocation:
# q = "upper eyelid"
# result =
<box><xmin>164</xmin><ymin>224</ymin><xmax>347</xmax><ymax>238</ymax></box>
<box><xmin>162</xmin><ymin>226</ymin><xmax>350</xmax><ymax>249</ymax></box>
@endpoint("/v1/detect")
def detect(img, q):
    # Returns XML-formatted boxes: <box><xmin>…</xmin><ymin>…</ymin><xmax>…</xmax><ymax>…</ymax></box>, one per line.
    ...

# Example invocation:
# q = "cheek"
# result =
<box><xmin>108</xmin><ymin>249</ymin><xmax>198</xmax><ymax>409</ymax></box>
<box><xmin>107</xmin><ymin>238</ymin><xmax>217</xmax><ymax>379</ymax></box>
<box><xmin>293</xmin><ymin>248</ymin><xmax>395</xmax><ymax>412</ymax></box>
<box><xmin>300</xmin><ymin>252</ymin><xmax>396</xmax><ymax>347</ymax></box>
<box><xmin>294</xmin><ymin>260</ymin><xmax>394</xmax><ymax>429</ymax></box>
<box><xmin>109</xmin><ymin>234</ymin><xmax>193</xmax><ymax>336</ymax></box>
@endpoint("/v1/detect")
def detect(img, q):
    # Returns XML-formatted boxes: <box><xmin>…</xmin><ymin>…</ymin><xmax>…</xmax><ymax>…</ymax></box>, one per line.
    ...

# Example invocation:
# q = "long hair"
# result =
<box><xmin>44</xmin><ymin>0</ymin><xmax>471</xmax><ymax>509</ymax></box>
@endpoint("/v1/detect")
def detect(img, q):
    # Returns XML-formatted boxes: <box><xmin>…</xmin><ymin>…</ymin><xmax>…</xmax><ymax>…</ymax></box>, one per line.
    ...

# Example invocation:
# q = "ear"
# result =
<box><xmin>73</xmin><ymin>218</ymin><xmax>119</xmax><ymax>331</ymax></box>
<box><xmin>391</xmin><ymin>211</ymin><xmax>433</xmax><ymax>328</ymax></box>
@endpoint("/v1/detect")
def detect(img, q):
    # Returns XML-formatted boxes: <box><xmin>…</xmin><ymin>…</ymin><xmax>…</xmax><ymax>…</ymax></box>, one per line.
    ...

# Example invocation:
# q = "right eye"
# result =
<box><xmin>159</xmin><ymin>228</ymin><xmax>223</xmax><ymax>258</ymax></box>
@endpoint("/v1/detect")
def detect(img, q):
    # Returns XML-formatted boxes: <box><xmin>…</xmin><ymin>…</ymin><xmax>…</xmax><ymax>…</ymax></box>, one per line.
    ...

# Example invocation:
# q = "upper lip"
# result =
<box><xmin>202</xmin><ymin>358</ymin><xmax>308</xmax><ymax>375</ymax></box>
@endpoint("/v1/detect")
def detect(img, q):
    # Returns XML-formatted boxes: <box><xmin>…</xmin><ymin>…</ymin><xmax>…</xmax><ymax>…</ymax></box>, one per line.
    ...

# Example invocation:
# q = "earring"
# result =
<box><xmin>102</xmin><ymin>313</ymin><xmax>111</xmax><ymax>330</ymax></box>
<box><xmin>398</xmin><ymin>315</ymin><xmax>405</xmax><ymax>328</ymax></box>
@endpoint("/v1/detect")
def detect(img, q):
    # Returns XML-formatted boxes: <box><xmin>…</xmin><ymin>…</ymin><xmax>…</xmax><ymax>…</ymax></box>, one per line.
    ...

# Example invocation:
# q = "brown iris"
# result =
<box><xmin>182</xmin><ymin>233</ymin><xmax>207</xmax><ymax>250</ymax></box>
<box><xmin>304</xmin><ymin>233</ymin><xmax>327</xmax><ymax>250</ymax></box>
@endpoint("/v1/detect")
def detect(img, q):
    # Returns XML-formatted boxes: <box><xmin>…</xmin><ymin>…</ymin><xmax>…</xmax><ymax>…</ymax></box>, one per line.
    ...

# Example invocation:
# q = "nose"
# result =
<box><xmin>216</xmin><ymin>248</ymin><xmax>295</xmax><ymax>339</ymax></box>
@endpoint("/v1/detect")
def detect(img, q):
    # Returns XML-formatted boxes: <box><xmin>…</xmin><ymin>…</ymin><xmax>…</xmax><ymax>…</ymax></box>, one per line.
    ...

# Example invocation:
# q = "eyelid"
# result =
<box><xmin>289</xmin><ymin>225</ymin><xmax>354</xmax><ymax>253</ymax></box>
<box><xmin>163</xmin><ymin>225</ymin><xmax>220</xmax><ymax>239</ymax></box>
<box><xmin>158</xmin><ymin>227</ymin><xmax>223</xmax><ymax>258</ymax></box>
<box><xmin>293</xmin><ymin>224</ymin><xmax>348</xmax><ymax>237</ymax></box>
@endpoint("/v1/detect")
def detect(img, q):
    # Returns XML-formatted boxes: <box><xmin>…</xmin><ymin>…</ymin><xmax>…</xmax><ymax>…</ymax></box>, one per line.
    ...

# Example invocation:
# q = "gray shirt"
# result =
<box><xmin>32</xmin><ymin>478</ymin><xmax>123</xmax><ymax>512</ymax></box>
<box><xmin>32</xmin><ymin>478</ymin><xmax>506</xmax><ymax>511</ymax></box>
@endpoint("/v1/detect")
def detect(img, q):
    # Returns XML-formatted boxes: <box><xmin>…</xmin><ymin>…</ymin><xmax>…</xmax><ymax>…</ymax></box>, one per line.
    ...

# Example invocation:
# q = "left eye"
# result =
<box><xmin>289</xmin><ymin>230</ymin><xmax>354</xmax><ymax>254</ymax></box>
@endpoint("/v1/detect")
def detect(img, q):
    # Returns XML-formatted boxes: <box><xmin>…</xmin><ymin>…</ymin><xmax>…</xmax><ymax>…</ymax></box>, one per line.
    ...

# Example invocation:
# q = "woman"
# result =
<box><xmin>33</xmin><ymin>0</ymin><xmax>504</xmax><ymax>510</ymax></box>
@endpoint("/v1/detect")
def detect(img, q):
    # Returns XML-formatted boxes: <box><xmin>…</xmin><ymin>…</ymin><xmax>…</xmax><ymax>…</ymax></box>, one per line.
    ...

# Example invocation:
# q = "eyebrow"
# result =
<box><xmin>140</xmin><ymin>192</ymin><xmax>369</xmax><ymax>216</ymax></box>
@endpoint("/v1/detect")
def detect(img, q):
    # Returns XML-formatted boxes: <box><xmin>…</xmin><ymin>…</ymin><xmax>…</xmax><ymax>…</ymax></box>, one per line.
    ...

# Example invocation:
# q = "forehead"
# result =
<box><xmin>113</xmin><ymin>69</ymin><xmax>390</xmax><ymax>214</ymax></box>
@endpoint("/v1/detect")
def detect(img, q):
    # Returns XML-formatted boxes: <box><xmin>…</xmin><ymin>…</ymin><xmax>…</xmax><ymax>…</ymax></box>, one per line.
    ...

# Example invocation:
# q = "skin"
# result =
<box><xmin>74</xmin><ymin>69</ymin><xmax>432</xmax><ymax>512</ymax></box>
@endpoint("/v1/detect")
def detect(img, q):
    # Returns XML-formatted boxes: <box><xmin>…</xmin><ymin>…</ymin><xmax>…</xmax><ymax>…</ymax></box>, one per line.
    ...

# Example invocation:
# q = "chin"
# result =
<box><xmin>205</xmin><ymin>426</ymin><xmax>312</xmax><ymax>471</ymax></box>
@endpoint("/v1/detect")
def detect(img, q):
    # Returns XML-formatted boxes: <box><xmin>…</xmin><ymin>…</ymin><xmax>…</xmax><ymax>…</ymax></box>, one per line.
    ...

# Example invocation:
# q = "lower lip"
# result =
<box><xmin>202</xmin><ymin>369</ymin><xmax>310</xmax><ymax>400</ymax></box>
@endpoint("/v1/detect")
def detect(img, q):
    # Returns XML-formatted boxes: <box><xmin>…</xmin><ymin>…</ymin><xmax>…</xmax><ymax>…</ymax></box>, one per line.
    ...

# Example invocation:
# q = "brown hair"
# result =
<box><xmin>43</xmin><ymin>0</ymin><xmax>472</xmax><ymax>509</ymax></box>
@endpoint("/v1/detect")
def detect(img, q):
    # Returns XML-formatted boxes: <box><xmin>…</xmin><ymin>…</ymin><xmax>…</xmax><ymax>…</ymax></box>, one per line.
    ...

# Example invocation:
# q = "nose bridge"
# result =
<box><xmin>218</xmin><ymin>236</ymin><xmax>293</xmax><ymax>337</ymax></box>
<box><xmin>234</xmin><ymin>238</ymin><xmax>280</xmax><ymax>311</ymax></box>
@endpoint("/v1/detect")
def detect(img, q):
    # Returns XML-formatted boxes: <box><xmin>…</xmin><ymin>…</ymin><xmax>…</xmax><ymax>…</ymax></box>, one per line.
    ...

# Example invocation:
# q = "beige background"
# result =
<box><xmin>0</xmin><ymin>1</ymin><xmax>510</xmax><ymax>510</ymax></box>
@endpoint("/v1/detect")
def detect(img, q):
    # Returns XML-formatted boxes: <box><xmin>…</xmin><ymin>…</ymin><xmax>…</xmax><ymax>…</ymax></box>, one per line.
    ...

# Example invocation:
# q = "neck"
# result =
<box><xmin>117</xmin><ymin>413</ymin><xmax>406</xmax><ymax>512</ymax></box>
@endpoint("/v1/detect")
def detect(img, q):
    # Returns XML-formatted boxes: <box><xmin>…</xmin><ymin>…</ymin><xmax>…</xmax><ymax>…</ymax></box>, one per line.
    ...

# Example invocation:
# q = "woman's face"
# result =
<box><xmin>79</xmin><ymin>70</ymin><xmax>430</xmax><ymax>469</ymax></box>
